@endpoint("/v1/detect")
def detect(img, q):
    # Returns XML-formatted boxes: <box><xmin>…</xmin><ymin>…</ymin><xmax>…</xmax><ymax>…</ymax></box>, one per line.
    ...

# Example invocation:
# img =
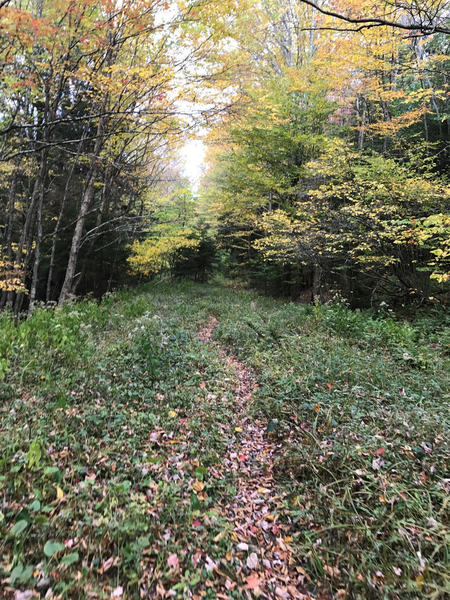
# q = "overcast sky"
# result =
<box><xmin>180</xmin><ymin>138</ymin><xmax>206</xmax><ymax>191</ymax></box>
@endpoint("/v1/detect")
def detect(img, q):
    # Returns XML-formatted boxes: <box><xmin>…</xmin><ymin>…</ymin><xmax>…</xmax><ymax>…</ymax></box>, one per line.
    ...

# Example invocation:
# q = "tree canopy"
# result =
<box><xmin>0</xmin><ymin>0</ymin><xmax>448</xmax><ymax>310</ymax></box>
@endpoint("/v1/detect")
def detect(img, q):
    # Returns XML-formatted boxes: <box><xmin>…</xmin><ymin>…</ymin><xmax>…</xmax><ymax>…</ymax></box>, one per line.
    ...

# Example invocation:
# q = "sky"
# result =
<box><xmin>180</xmin><ymin>138</ymin><xmax>206</xmax><ymax>192</ymax></box>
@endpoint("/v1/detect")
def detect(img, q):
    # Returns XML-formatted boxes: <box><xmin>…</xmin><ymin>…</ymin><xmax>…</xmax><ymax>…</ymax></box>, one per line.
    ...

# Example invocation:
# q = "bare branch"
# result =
<box><xmin>297</xmin><ymin>0</ymin><xmax>450</xmax><ymax>36</ymax></box>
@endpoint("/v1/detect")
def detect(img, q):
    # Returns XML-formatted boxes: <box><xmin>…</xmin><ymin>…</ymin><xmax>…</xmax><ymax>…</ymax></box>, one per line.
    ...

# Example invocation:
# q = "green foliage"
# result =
<box><xmin>209</xmin><ymin>109</ymin><xmax>449</xmax><ymax>303</ymax></box>
<box><xmin>209</xmin><ymin>82</ymin><xmax>331</xmax><ymax>219</ymax></box>
<box><xmin>128</xmin><ymin>184</ymin><xmax>215</xmax><ymax>280</ymax></box>
<box><xmin>0</xmin><ymin>283</ymin><xmax>240</xmax><ymax>597</ymax></box>
<box><xmin>209</xmin><ymin>286</ymin><xmax>449</xmax><ymax>598</ymax></box>
<box><xmin>0</xmin><ymin>282</ymin><xmax>448</xmax><ymax>598</ymax></box>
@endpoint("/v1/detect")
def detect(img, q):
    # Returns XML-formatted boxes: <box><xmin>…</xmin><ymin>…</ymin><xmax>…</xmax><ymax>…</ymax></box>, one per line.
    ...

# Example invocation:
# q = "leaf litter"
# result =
<box><xmin>197</xmin><ymin>317</ymin><xmax>311</xmax><ymax>599</ymax></box>
<box><xmin>1</xmin><ymin>283</ymin><xmax>447</xmax><ymax>599</ymax></box>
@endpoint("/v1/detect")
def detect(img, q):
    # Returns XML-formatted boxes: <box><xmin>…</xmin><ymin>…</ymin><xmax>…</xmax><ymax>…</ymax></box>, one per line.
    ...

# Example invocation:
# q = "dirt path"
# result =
<box><xmin>198</xmin><ymin>318</ymin><xmax>311</xmax><ymax>600</ymax></box>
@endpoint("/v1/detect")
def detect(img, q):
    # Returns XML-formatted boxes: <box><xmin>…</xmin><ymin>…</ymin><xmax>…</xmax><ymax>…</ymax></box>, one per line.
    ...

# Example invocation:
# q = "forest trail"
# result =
<box><xmin>198</xmin><ymin>317</ymin><xmax>308</xmax><ymax>599</ymax></box>
<box><xmin>1</xmin><ymin>282</ymin><xmax>447</xmax><ymax>600</ymax></box>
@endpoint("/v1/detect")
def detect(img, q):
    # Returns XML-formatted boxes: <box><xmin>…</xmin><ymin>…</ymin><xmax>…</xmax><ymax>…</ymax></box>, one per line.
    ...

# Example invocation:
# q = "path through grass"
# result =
<box><xmin>0</xmin><ymin>282</ymin><xmax>448</xmax><ymax>599</ymax></box>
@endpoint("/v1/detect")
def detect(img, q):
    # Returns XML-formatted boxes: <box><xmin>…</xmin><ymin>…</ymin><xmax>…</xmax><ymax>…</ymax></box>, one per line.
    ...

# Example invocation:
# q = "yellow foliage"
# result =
<box><xmin>128</xmin><ymin>233</ymin><xmax>199</xmax><ymax>276</ymax></box>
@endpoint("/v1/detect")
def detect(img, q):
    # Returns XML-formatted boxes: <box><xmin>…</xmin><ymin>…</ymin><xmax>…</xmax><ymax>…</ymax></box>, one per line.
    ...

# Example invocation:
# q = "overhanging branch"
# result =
<box><xmin>297</xmin><ymin>0</ymin><xmax>450</xmax><ymax>36</ymax></box>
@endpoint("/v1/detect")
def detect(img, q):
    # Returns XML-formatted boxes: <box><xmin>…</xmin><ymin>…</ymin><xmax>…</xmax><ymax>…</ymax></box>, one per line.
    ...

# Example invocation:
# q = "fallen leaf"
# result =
<box><xmin>167</xmin><ymin>553</ymin><xmax>179</xmax><ymax>569</ymax></box>
<box><xmin>237</xmin><ymin>542</ymin><xmax>249</xmax><ymax>551</ymax></box>
<box><xmin>205</xmin><ymin>555</ymin><xmax>217</xmax><ymax>572</ymax></box>
<box><xmin>372</xmin><ymin>457</ymin><xmax>384</xmax><ymax>471</ymax></box>
<box><xmin>246</xmin><ymin>574</ymin><xmax>260</xmax><ymax>590</ymax></box>
<box><xmin>193</xmin><ymin>479</ymin><xmax>205</xmax><ymax>492</ymax></box>
<box><xmin>246</xmin><ymin>552</ymin><xmax>258</xmax><ymax>569</ymax></box>
<box><xmin>99</xmin><ymin>556</ymin><xmax>114</xmax><ymax>574</ymax></box>
<box><xmin>323</xmin><ymin>564</ymin><xmax>341</xmax><ymax>578</ymax></box>
<box><xmin>15</xmin><ymin>592</ymin><xmax>35</xmax><ymax>600</ymax></box>
<box><xmin>213</xmin><ymin>529</ymin><xmax>227</xmax><ymax>542</ymax></box>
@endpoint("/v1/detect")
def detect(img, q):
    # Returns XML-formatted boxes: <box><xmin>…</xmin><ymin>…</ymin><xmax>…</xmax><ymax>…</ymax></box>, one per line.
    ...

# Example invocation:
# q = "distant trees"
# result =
<box><xmin>201</xmin><ymin>0</ymin><xmax>449</xmax><ymax>305</ymax></box>
<box><xmin>0</xmin><ymin>0</ymin><xmax>237</xmax><ymax>313</ymax></box>
<box><xmin>2</xmin><ymin>0</ymin><xmax>448</xmax><ymax>309</ymax></box>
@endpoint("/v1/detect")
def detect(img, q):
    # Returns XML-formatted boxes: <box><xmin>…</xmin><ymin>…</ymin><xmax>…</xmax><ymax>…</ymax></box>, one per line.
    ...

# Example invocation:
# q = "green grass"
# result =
<box><xmin>0</xmin><ymin>282</ymin><xmax>448</xmax><ymax>599</ymax></box>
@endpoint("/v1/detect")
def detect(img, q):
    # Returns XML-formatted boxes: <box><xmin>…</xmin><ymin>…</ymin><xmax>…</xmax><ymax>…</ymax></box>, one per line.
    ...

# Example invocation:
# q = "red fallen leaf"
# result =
<box><xmin>375</xmin><ymin>447</ymin><xmax>385</xmax><ymax>456</ymax></box>
<box><xmin>167</xmin><ymin>553</ymin><xmax>179</xmax><ymax>569</ymax></box>
<box><xmin>250</xmin><ymin>526</ymin><xmax>259</xmax><ymax>534</ymax></box>
<box><xmin>246</xmin><ymin>574</ymin><xmax>260</xmax><ymax>590</ymax></box>
<box><xmin>180</xmin><ymin>418</ymin><xmax>188</xmax><ymax>424</ymax></box>
<box><xmin>327</xmin><ymin>382</ymin><xmax>334</xmax><ymax>389</ymax></box>
<box><xmin>238</xmin><ymin>454</ymin><xmax>246</xmax><ymax>461</ymax></box>
<box><xmin>272</xmin><ymin>525</ymin><xmax>280</xmax><ymax>535</ymax></box>
<box><xmin>192</xmin><ymin>519</ymin><xmax>202</xmax><ymax>527</ymax></box>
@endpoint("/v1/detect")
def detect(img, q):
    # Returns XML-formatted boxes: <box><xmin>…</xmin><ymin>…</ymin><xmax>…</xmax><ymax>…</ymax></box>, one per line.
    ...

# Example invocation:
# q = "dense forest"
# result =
<box><xmin>0</xmin><ymin>2</ymin><xmax>449</xmax><ymax>600</ymax></box>
<box><xmin>0</xmin><ymin>0</ymin><xmax>449</xmax><ymax>311</ymax></box>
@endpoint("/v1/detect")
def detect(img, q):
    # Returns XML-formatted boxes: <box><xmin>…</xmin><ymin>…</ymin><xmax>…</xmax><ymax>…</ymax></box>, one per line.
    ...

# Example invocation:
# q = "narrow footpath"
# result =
<box><xmin>198</xmin><ymin>317</ymin><xmax>310</xmax><ymax>600</ymax></box>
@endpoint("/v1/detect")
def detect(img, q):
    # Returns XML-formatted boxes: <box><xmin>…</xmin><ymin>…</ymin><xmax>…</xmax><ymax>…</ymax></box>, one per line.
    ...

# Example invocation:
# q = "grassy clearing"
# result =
<box><xmin>0</xmin><ymin>282</ymin><xmax>448</xmax><ymax>599</ymax></box>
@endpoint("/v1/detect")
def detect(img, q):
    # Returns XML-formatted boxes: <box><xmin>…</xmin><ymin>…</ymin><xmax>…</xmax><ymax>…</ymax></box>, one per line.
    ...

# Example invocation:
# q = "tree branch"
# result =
<box><xmin>297</xmin><ymin>0</ymin><xmax>450</xmax><ymax>36</ymax></box>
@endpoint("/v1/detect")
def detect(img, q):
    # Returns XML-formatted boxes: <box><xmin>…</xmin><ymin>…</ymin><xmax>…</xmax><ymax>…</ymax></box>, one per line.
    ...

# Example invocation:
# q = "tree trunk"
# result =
<box><xmin>58</xmin><ymin>115</ymin><xmax>105</xmax><ymax>305</ymax></box>
<box><xmin>72</xmin><ymin>166</ymin><xmax>111</xmax><ymax>295</ymax></box>
<box><xmin>0</xmin><ymin>169</ymin><xmax>17</xmax><ymax>308</ymax></box>
<box><xmin>12</xmin><ymin>151</ymin><xmax>47</xmax><ymax>315</ymax></box>
<box><xmin>312</xmin><ymin>263</ymin><xmax>322</xmax><ymax>302</ymax></box>
<box><xmin>357</xmin><ymin>95</ymin><xmax>367</xmax><ymax>150</ymax></box>
<box><xmin>28</xmin><ymin>176</ymin><xmax>44</xmax><ymax>314</ymax></box>
<box><xmin>46</xmin><ymin>137</ymin><xmax>84</xmax><ymax>302</ymax></box>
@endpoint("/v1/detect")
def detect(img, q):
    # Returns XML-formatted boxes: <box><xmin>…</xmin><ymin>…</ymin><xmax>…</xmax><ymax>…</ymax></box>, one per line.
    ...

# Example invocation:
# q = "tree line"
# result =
<box><xmin>0</xmin><ymin>0</ymin><xmax>236</xmax><ymax>315</ymax></box>
<box><xmin>1</xmin><ymin>0</ymin><xmax>449</xmax><ymax>312</ymax></box>
<box><xmin>142</xmin><ymin>0</ymin><xmax>449</xmax><ymax>307</ymax></box>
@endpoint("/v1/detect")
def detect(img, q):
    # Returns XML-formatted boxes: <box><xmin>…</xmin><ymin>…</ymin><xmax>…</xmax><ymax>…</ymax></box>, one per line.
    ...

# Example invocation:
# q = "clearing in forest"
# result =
<box><xmin>0</xmin><ymin>282</ymin><xmax>448</xmax><ymax>599</ymax></box>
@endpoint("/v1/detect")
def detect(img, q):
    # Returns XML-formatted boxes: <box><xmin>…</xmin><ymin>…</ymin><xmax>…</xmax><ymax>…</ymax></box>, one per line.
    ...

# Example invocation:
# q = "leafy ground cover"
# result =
<box><xmin>0</xmin><ymin>282</ymin><xmax>448</xmax><ymax>599</ymax></box>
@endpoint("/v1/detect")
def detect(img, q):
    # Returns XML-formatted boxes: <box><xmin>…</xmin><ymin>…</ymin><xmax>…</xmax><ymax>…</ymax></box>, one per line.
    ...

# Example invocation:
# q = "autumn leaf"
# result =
<box><xmin>167</xmin><ymin>553</ymin><xmax>179</xmax><ymax>569</ymax></box>
<box><xmin>192</xmin><ymin>479</ymin><xmax>205</xmax><ymax>492</ymax></box>
<box><xmin>246</xmin><ymin>574</ymin><xmax>261</xmax><ymax>590</ymax></box>
<box><xmin>246</xmin><ymin>552</ymin><xmax>259</xmax><ymax>569</ymax></box>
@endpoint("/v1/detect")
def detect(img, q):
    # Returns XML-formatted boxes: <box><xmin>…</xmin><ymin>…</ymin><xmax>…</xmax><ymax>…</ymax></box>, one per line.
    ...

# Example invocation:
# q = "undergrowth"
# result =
<box><xmin>0</xmin><ymin>282</ymin><xmax>448</xmax><ymax>599</ymax></box>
